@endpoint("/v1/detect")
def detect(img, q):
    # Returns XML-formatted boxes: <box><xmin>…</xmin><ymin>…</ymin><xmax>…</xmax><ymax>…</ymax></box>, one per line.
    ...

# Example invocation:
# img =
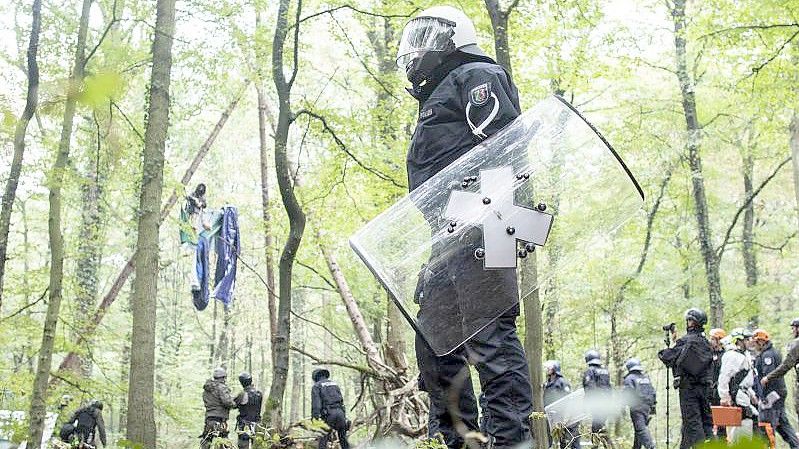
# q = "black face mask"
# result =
<box><xmin>405</xmin><ymin>50</ymin><xmax>496</xmax><ymax>105</ymax></box>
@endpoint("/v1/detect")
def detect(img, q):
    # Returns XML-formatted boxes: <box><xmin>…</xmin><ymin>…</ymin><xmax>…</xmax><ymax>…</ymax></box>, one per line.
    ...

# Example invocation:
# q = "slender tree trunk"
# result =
<box><xmin>289</xmin><ymin>291</ymin><xmax>304</xmax><ymax>423</ymax></box>
<box><xmin>483</xmin><ymin>0</ymin><xmax>546</xmax><ymax>443</ymax></box>
<box><xmin>790</xmin><ymin>112</ymin><xmax>799</xmax><ymax>233</ymax></box>
<box><xmin>0</xmin><ymin>0</ymin><xmax>41</xmax><ymax>311</ymax></box>
<box><xmin>126</xmin><ymin>0</ymin><xmax>176</xmax><ymax>445</ymax></box>
<box><xmin>56</xmin><ymin>90</ymin><xmax>244</xmax><ymax>375</ymax></box>
<box><xmin>27</xmin><ymin>0</ymin><xmax>89</xmax><ymax>446</ymax></box>
<box><xmin>741</xmin><ymin>154</ymin><xmax>757</xmax><ymax>288</ymax></box>
<box><xmin>267</xmin><ymin>0</ymin><xmax>306</xmax><ymax>426</ymax></box>
<box><xmin>254</xmin><ymin>8</ymin><xmax>278</xmax><ymax>356</ymax></box>
<box><xmin>364</xmin><ymin>14</ymin><xmax>407</xmax><ymax>373</ymax></box>
<box><xmin>671</xmin><ymin>0</ymin><xmax>724</xmax><ymax>326</ymax></box>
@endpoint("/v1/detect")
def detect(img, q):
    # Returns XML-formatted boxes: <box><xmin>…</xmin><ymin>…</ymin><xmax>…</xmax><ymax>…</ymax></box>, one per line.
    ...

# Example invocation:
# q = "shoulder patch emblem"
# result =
<box><xmin>469</xmin><ymin>82</ymin><xmax>492</xmax><ymax>106</ymax></box>
<box><xmin>420</xmin><ymin>108</ymin><xmax>433</xmax><ymax>119</ymax></box>
<box><xmin>764</xmin><ymin>357</ymin><xmax>773</xmax><ymax>365</ymax></box>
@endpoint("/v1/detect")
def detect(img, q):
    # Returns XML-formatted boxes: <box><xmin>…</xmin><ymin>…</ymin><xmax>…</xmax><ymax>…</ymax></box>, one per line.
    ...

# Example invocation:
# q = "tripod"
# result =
<box><xmin>664</xmin><ymin>329</ymin><xmax>672</xmax><ymax>449</ymax></box>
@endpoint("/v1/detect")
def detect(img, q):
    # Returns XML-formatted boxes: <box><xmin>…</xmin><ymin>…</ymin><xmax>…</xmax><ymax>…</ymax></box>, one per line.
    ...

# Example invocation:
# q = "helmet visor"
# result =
<box><xmin>396</xmin><ymin>17</ymin><xmax>456</xmax><ymax>69</ymax></box>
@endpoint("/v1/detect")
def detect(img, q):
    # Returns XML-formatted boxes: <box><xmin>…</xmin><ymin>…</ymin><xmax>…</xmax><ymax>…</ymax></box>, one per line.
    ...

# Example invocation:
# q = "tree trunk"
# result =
<box><xmin>254</xmin><ymin>7</ymin><xmax>278</xmax><ymax>357</ymax></box>
<box><xmin>790</xmin><ymin>112</ymin><xmax>799</xmax><ymax>234</ymax></box>
<box><xmin>364</xmin><ymin>14</ymin><xmax>407</xmax><ymax>373</ymax></box>
<box><xmin>484</xmin><ymin>0</ymin><xmax>512</xmax><ymax>76</ymax></box>
<box><xmin>671</xmin><ymin>0</ymin><xmax>724</xmax><ymax>326</ymax></box>
<box><xmin>267</xmin><ymin>0</ymin><xmax>306</xmax><ymax>426</ymax></box>
<box><xmin>27</xmin><ymin>0</ymin><xmax>88</xmax><ymax>446</ymax></box>
<box><xmin>521</xmin><ymin>261</ymin><xmax>548</xmax><ymax>444</ymax></box>
<box><xmin>126</xmin><ymin>0</ymin><xmax>176</xmax><ymax>445</ymax></box>
<box><xmin>56</xmin><ymin>90</ymin><xmax>244</xmax><ymax>375</ymax></box>
<box><xmin>289</xmin><ymin>291</ymin><xmax>304</xmax><ymax>423</ymax></box>
<box><xmin>0</xmin><ymin>0</ymin><xmax>41</xmax><ymax>311</ymax></box>
<box><xmin>483</xmin><ymin>0</ymin><xmax>546</xmax><ymax>443</ymax></box>
<box><xmin>741</xmin><ymin>153</ymin><xmax>757</xmax><ymax>288</ymax></box>
<box><xmin>74</xmin><ymin>118</ymin><xmax>106</xmax><ymax>377</ymax></box>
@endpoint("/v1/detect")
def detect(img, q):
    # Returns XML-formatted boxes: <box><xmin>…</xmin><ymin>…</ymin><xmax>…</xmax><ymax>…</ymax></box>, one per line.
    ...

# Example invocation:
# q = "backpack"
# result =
<box><xmin>633</xmin><ymin>376</ymin><xmax>657</xmax><ymax>407</ymax></box>
<box><xmin>320</xmin><ymin>380</ymin><xmax>344</xmax><ymax>410</ymax></box>
<box><xmin>678</xmin><ymin>336</ymin><xmax>713</xmax><ymax>378</ymax></box>
<box><xmin>594</xmin><ymin>368</ymin><xmax>611</xmax><ymax>389</ymax></box>
<box><xmin>59</xmin><ymin>423</ymin><xmax>75</xmax><ymax>442</ymax></box>
<box><xmin>76</xmin><ymin>408</ymin><xmax>96</xmax><ymax>431</ymax></box>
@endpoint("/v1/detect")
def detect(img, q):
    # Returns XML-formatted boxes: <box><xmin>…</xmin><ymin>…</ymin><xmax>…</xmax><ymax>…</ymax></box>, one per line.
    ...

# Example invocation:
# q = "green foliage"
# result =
<box><xmin>77</xmin><ymin>71</ymin><xmax>124</xmax><ymax>108</ymax></box>
<box><xmin>697</xmin><ymin>436</ymin><xmax>770</xmax><ymax>449</ymax></box>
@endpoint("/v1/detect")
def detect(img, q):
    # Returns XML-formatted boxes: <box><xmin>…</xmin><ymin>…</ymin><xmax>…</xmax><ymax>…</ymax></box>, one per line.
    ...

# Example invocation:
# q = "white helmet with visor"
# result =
<box><xmin>396</xmin><ymin>6</ymin><xmax>478</xmax><ymax>69</ymax></box>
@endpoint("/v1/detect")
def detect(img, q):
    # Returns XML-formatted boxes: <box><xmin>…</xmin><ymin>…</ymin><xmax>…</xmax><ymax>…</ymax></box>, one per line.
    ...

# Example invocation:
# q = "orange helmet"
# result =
<box><xmin>709</xmin><ymin>328</ymin><xmax>726</xmax><ymax>339</ymax></box>
<box><xmin>753</xmin><ymin>328</ymin><xmax>770</xmax><ymax>342</ymax></box>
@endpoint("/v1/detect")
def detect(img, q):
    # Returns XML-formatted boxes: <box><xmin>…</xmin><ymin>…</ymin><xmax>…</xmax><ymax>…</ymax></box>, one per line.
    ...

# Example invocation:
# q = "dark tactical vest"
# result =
<box><xmin>631</xmin><ymin>374</ymin><xmax>657</xmax><ymax>407</ymax></box>
<box><xmin>239</xmin><ymin>387</ymin><xmax>263</xmax><ymax>423</ymax></box>
<box><xmin>319</xmin><ymin>380</ymin><xmax>344</xmax><ymax>413</ymax></box>
<box><xmin>76</xmin><ymin>408</ymin><xmax>96</xmax><ymax>432</ymax></box>
<box><xmin>585</xmin><ymin>366</ymin><xmax>611</xmax><ymax>390</ymax></box>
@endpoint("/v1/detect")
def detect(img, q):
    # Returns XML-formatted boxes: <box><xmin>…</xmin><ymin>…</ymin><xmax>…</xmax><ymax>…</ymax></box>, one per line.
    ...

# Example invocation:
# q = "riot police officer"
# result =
<box><xmin>311</xmin><ymin>369</ymin><xmax>350</xmax><ymax>449</ymax></box>
<box><xmin>582</xmin><ymin>350</ymin><xmax>611</xmax><ymax>446</ymax></box>
<box><xmin>658</xmin><ymin>308</ymin><xmax>714</xmax><ymax>449</ymax></box>
<box><xmin>754</xmin><ymin>328</ymin><xmax>799</xmax><ymax>448</ymax></box>
<box><xmin>543</xmin><ymin>360</ymin><xmax>579</xmax><ymax>449</ymax></box>
<box><xmin>623</xmin><ymin>358</ymin><xmax>656</xmax><ymax>449</ymax></box>
<box><xmin>234</xmin><ymin>372</ymin><xmax>263</xmax><ymax>449</ymax></box>
<box><xmin>398</xmin><ymin>5</ymin><xmax>533</xmax><ymax>449</ymax></box>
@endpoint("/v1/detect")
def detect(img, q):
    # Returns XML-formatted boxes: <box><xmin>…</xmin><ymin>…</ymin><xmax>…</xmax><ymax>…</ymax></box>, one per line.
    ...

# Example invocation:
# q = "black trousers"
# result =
<box><xmin>236</xmin><ymin>420</ymin><xmax>258</xmax><ymax>449</ymax></box>
<box><xmin>319</xmin><ymin>408</ymin><xmax>349</xmax><ymax>449</ymax></box>
<box><xmin>678</xmin><ymin>385</ymin><xmax>712</xmax><ymax>449</ymax></box>
<box><xmin>416</xmin><ymin>314</ymin><xmax>533</xmax><ymax>449</ymax></box>
<box><xmin>630</xmin><ymin>409</ymin><xmax>655</xmax><ymax>449</ymax></box>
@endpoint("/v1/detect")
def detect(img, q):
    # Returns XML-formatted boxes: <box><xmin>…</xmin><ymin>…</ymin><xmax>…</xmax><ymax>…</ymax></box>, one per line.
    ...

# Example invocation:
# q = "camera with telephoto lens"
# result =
<box><xmin>662</xmin><ymin>322</ymin><xmax>676</xmax><ymax>332</ymax></box>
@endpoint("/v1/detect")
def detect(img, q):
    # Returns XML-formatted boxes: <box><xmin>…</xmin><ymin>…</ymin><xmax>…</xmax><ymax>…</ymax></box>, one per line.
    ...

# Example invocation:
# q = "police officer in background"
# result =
<box><xmin>754</xmin><ymin>328</ymin><xmax>799</xmax><ymax>448</ymax></box>
<box><xmin>201</xmin><ymin>367</ymin><xmax>236</xmax><ymax>449</ymax></box>
<box><xmin>543</xmin><ymin>360</ymin><xmax>579</xmax><ymax>449</ymax></box>
<box><xmin>623</xmin><ymin>359</ymin><xmax>656</xmax><ymax>449</ymax></box>
<box><xmin>63</xmin><ymin>400</ymin><xmax>107</xmax><ymax>448</ymax></box>
<box><xmin>658</xmin><ymin>308</ymin><xmax>714</xmax><ymax>449</ymax></box>
<box><xmin>311</xmin><ymin>369</ymin><xmax>350</xmax><ymax>449</ymax></box>
<box><xmin>708</xmin><ymin>328</ymin><xmax>727</xmax><ymax>439</ymax></box>
<box><xmin>234</xmin><ymin>372</ymin><xmax>263</xmax><ymax>449</ymax></box>
<box><xmin>582</xmin><ymin>350</ymin><xmax>611</xmax><ymax>446</ymax></box>
<box><xmin>398</xmin><ymin>6</ymin><xmax>533</xmax><ymax>449</ymax></box>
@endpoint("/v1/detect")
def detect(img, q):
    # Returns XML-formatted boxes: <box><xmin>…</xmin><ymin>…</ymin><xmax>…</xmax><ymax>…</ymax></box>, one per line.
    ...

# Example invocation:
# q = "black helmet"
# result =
<box><xmin>791</xmin><ymin>318</ymin><xmax>799</xmax><ymax>327</ymax></box>
<box><xmin>544</xmin><ymin>360</ymin><xmax>561</xmax><ymax>373</ymax></box>
<box><xmin>625</xmin><ymin>358</ymin><xmax>643</xmax><ymax>373</ymax></box>
<box><xmin>239</xmin><ymin>372</ymin><xmax>253</xmax><ymax>387</ymax></box>
<box><xmin>312</xmin><ymin>368</ymin><xmax>330</xmax><ymax>382</ymax></box>
<box><xmin>584</xmin><ymin>350</ymin><xmax>601</xmax><ymax>366</ymax></box>
<box><xmin>685</xmin><ymin>308</ymin><xmax>708</xmax><ymax>326</ymax></box>
<box><xmin>92</xmin><ymin>400</ymin><xmax>103</xmax><ymax>411</ymax></box>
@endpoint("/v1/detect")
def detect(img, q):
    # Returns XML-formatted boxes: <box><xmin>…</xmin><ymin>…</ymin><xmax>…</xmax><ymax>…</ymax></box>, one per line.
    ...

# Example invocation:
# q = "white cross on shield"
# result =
<box><xmin>444</xmin><ymin>166</ymin><xmax>553</xmax><ymax>268</ymax></box>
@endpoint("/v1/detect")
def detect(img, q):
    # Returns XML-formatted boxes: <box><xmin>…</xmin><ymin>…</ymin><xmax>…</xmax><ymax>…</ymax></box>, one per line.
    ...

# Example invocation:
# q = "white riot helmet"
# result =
<box><xmin>396</xmin><ymin>6</ymin><xmax>479</xmax><ymax>69</ymax></box>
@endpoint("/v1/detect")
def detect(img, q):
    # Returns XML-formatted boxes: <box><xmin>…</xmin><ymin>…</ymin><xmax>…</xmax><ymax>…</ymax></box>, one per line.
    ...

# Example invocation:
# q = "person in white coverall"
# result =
<box><xmin>717</xmin><ymin>328</ymin><xmax>758</xmax><ymax>441</ymax></box>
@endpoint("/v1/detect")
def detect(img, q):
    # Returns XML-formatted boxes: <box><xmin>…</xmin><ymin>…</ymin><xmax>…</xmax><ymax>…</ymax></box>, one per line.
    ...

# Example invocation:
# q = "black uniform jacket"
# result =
<box><xmin>406</xmin><ymin>61</ymin><xmax>521</xmax><ymax>192</ymax></box>
<box><xmin>543</xmin><ymin>373</ymin><xmax>572</xmax><ymax>407</ymax></box>
<box><xmin>755</xmin><ymin>341</ymin><xmax>788</xmax><ymax>399</ymax></box>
